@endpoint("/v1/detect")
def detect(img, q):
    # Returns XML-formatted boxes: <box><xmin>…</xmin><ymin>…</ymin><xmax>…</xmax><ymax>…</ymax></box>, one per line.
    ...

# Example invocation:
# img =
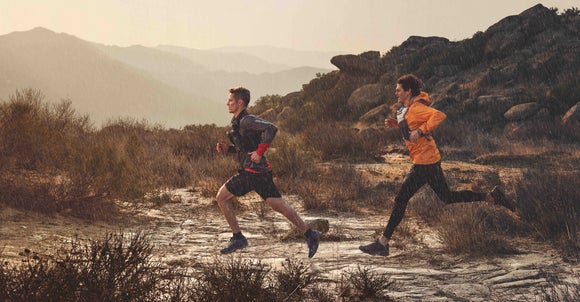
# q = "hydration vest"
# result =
<box><xmin>227</xmin><ymin>110</ymin><xmax>262</xmax><ymax>153</ymax></box>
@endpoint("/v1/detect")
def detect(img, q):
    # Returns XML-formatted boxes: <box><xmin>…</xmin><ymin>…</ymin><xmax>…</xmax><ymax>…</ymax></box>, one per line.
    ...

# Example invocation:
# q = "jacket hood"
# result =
<box><xmin>412</xmin><ymin>92</ymin><xmax>431</xmax><ymax>105</ymax></box>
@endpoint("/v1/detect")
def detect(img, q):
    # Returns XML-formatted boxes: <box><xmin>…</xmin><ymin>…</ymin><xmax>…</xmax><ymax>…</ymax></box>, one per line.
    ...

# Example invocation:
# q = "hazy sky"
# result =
<box><xmin>1</xmin><ymin>0</ymin><xmax>578</xmax><ymax>53</ymax></box>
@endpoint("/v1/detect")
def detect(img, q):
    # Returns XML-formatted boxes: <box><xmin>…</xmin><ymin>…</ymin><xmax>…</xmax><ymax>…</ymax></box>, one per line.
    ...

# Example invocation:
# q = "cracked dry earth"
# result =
<box><xmin>1</xmin><ymin>154</ymin><xmax>578</xmax><ymax>301</ymax></box>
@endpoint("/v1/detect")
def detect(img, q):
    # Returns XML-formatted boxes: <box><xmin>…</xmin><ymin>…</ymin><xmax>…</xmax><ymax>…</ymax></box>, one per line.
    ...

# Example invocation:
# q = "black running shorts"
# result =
<box><xmin>225</xmin><ymin>171</ymin><xmax>282</xmax><ymax>200</ymax></box>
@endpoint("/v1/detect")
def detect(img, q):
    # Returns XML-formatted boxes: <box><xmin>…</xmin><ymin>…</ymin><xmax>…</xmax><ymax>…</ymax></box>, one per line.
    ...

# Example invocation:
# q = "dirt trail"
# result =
<box><xmin>1</xmin><ymin>155</ymin><xmax>578</xmax><ymax>301</ymax></box>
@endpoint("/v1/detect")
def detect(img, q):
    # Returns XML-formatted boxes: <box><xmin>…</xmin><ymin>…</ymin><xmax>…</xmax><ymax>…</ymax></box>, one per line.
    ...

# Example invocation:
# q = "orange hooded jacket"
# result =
<box><xmin>402</xmin><ymin>92</ymin><xmax>446</xmax><ymax>165</ymax></box>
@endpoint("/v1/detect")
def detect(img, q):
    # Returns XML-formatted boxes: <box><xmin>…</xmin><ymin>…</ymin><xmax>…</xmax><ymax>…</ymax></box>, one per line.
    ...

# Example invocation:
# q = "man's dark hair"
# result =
<box><xmin>229</xmin><ymin>87</ymin><xmax>251</xmax><ymax>106</ymax></box>
<box><xmin>397</xmin><ymin>74</ymin><xmax>422</xmax><ymax>97</ymax></box>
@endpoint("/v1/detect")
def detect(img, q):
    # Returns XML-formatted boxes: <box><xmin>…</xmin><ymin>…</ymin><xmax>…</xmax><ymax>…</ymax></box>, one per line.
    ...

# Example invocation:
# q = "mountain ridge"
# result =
<box><xmin>0</xmin><ymin>27</ymin><xmax>333</xmax><ymax>127</ymax></box>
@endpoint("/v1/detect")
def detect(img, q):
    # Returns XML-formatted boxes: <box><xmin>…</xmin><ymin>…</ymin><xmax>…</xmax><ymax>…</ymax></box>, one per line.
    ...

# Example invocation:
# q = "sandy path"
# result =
<box><xmin>1</xmin><ymin>155</ymin><xmax>578</xmax><ymax>301</ymax></box>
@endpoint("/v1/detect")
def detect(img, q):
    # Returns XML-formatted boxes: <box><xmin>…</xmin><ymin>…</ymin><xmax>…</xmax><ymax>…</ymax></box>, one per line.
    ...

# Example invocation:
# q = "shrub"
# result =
<box><xmin>192</xmin><ymin>257</ymin><xmax>274</xmax><ymax>302</ymax></box>
<box><xmin>302</xmin><ymin>122</ymin><xmax>367</xmax><ymax>161</ymax></box>
<box><xmin>435</xmin><ymin>205</ymin><xmax>519</xmax><ymax>255</ymax></box>
<box><xmin>0</xmin><ymin>89</ymin><xmax>230</xmax><ymax>215</ymax></box>
<box><xmin>0</xmin><ymin>89</ymin><xmax>92</xmax><ymax>172</ymax></box>
<box><xmin>515</xmin><ymin>169</ymin><xmax>579</xmax><ymax>258</ymax></box>
<box><xmin>341</xmin><ymin>265</ymin><xmax>394</xmax><ymax>300</ymax></box>
<box><xmin>0</xmin><ymin>232</ymin><xmax>191</xmax><ymax>302</ymax></box>
<box><xmin>267</xmin><ymin>132</ymin><xmax>316</xmax><ymax>180</ymax></box>
<box><xmin>289</xmin><ymin>164</ymin><xmax>384</xmax><ymax>212</ymax></box>
<box><xmin>274</xmin><ymin>258</ymin><xmax>318</xmax><ymax>301</ymax></box>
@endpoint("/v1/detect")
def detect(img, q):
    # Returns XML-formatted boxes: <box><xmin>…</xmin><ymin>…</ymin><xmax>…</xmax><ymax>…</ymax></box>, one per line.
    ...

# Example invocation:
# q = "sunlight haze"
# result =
<box><xmin>1</xmin><ymin>0</ymin><xmax>578</xmax><ymax>53</ymax></box>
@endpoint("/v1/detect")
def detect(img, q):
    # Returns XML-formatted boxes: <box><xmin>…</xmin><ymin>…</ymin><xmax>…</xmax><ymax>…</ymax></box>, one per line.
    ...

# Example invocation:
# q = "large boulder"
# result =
<box><xmin>399</xmin><ymin>36</ymin><xmax>450</xmax><ymax>52</ymax></box>
<box><xmin>483</xmin><ymin>4</ymin><xmax>558</xmax><ymax>57</ymax></box>
<box><xmin>330</xmin><ymin>51</ymin><xmax>382</xmax><ymax>76</ymax></box>
<box><xmin>347</xmin><ymin>83</ymin><xmax>386</xmax><ymax>109</ymax></box>
<box><xmin>504</xmin><ymin>102</ymin><xmax>541</xmax><ymax>121</ymax></box>
<box><xmin>504</xmin><ymin>109</ymin><xmax>554</xmax><ymax>138</ymax></box>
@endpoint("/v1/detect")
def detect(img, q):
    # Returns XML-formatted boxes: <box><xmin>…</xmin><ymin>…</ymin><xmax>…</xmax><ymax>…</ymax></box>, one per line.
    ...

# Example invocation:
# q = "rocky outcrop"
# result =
<box><xmin>483</xmin><ymin>4</ymin><xmax>559</xmax><ymax>58</ymax></box>
<box><xmin>275</xmin><ymin>4</ymin><xmax>579</xmax><ymax>139</ymax></box>
<box><xmin>330</xmin><ymin>51</ymin><xmax>382</xmax><ymax>76</ymax></box>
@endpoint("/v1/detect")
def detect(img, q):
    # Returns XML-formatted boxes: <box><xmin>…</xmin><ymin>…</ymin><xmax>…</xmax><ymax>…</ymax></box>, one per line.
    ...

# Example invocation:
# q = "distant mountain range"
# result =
<box><xmin>0</xmin><ymin>27</ymin><xmax>336</xmax><ymax>127</ymax></box>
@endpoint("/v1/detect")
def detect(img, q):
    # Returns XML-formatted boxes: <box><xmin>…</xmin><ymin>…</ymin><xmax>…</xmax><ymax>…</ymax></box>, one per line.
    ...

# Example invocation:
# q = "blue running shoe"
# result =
<box><xmin>306</xmin><ymin>230</ymin><xmax>322</xmax><ymax>258</ymax></box>
<box><xmin>220</xmin><ymin>235</ymin><xmax>248</xmax><ymax>254</ymax></box>
<box><xmin>359</xmin><ymin>240</ymin><xmax>389</xmax><ymax>256</ymax></box>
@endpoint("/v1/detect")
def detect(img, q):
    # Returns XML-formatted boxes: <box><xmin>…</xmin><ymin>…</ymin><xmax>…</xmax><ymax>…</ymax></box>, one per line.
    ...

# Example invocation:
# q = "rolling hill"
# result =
<box><xmin>0</xmin><ymin>27</ymin><xmax>335</xmax><ymax>127</ymax></box>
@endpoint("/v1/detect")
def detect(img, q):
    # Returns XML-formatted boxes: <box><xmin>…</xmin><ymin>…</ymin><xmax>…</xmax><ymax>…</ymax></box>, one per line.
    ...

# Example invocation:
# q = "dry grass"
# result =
<box><xmin>339</xmin><ymin>265</ymin><xmax>395</xmax><ymax>300</ymax></box>
<box><xmin>0</xmin><ymin>235</ymin><xmax>334</xmax><ymax>302</ymax></box>
<box><xmin>0</xmin><ymin>231</ymin><xmax>191</xmax><ymax>302</ymax></box>
<box><xmin>515</xmin><ymin>169</ymin><xmax>579</xmax><ymax>259</ymax></box>
<box><xmin>192</xmin><ymin>257</ymin><xmax>330</xmax><ymax>302</ymax></box>
<box><xmin>435</xmin><ymin>205</ymin><xmax>520</xmax><ymax>255</ymax></box>
<box><xmin>287</xmin><ymin>163</ymin><xmax>389</xmax><ymax>212</ymax></box>
<box><xmin>0</xmin><ymin>89</ymin><xmax>231</xmax><ymax>218</ymax></box>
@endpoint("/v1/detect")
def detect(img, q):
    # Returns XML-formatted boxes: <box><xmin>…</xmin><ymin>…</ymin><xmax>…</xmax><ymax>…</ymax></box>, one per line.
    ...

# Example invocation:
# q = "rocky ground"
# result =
<box><xmin>1</xmin><ymin>154</ymin><xmax>578</xmax><ymax>301</ymax></box>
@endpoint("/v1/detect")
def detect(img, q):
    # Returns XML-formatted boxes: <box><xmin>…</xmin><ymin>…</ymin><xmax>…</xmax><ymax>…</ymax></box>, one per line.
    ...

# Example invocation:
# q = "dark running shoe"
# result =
<box><xmin>359</xmin><ymin>240</ymin><xmax>389</xmax><ymax>256</ymax></box>
<box><xmin>490</xmin><ymin>186</ymin><xmax>515</xmax><ymax>212</ymax></box>
<box><xmin>220</xmin><ymin>235</ymin><xmax>248</xmax><ymax>254</ymax></box>
<box><xmin>306</xmin><ymin>230</ymin><xmax>322</xmax><ymax>258</ymax></box>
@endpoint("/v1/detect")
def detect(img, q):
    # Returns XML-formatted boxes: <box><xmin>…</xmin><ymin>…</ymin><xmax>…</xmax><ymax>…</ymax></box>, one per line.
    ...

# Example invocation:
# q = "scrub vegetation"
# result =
<box><xmin>1</xmin><ymin>5</ymin><xmax>579</xmax><ymax>301</ymax></box>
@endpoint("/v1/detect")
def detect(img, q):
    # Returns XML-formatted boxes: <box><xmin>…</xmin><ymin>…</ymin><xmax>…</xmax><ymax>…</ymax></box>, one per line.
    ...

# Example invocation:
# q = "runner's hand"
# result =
<box><xmin>385</xmin><ymin>118</ymin><xmax>398</xmax><ymax>128</ymax></box>
<box><xmin>409</xmin><ymin>130</ymin><xmax>420</xmax><ymax>142</ymax></box>
<box><xmin>216</xmin><ymin>141</ymin><xmax>228</xmax><ymax>153</ymax></box>
<box><xmin>249</xmin><ymin>151</ymin><xmax>262</xmax><ymax>163</ymax></box>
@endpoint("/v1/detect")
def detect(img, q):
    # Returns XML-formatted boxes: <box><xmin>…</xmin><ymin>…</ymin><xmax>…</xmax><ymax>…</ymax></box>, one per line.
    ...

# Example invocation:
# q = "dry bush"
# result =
<box><xmin>409</xmin><ymin>188</ymin><xmax>447</xmax><ymax>224</ymax></box>
<box><xmin>340</xmin><ymin>265</ymin><xmax>395</xmax><ymax>300</ymax></box>
<box><xmin>0</xmin><ymin>232</ymin><xmax>192</xmax><ymax>302</ymax></box>
<box><xmin>435</xmin><ymin>204</ymin><xmax>519</xmax><ymax>255</ymax></box>
<box><xmin>0</xmin><ymin>89</ymin><xmax>230</xmax><ymax>216</ymax></box>
<box><xmin>191</xmin><ymin>156</ymin><xmax>238</xmax><ymax>197</ymax></box>
<box><xmin>192</xmin><ymin>257</ymin><xmax>274</xmax><ymax>302</ymax></box>
<box><xmin>301</xmin><ymin>122</ymin><xmax>374</xmax><ymax>161</ymax></box>
<box><xmin>538</xmin><ymin>282</ymin><xmax>580</xmax><ymax>302</ymax></box>
<box><xmin>267</xmin><ymin>132</ymin><xmax>317</xmax><ymax>180</ymax></box>
<box><xmin>409</xmin><ymin>183</ymin><xmax>521</xmax><ymax>256</ymax></box>
<box><xmin>191</xmin><ymin>257</ymin><xmax>331</xmax><ymax>302</ymax></box>
<box><xmin>435</xmin><ymin>119</ymin><xmax>502</xmax><ymax>158</ymax></box>
<box><xmin>274</xmin><ymin>258</ymin><xmax>318</xmax><ymax>302</ymax></box>
<box><xmin>0</xmin><ymin>89</ymin><xmax>92</xmax><ymax>172</ymax></box>
<box><xmin>515</xmin><ymin>169</ymin><xmax>579</xmax><ymax>258</ymax></box>
<box><xmin>289</xmin><ymin>164</ymin><xmax>384</xmax><ymax>212</ymax></box>
<box><xmin>0</xmin><ymin>177</ymin><xmax>60</xmax><ymax>213</ymax></box>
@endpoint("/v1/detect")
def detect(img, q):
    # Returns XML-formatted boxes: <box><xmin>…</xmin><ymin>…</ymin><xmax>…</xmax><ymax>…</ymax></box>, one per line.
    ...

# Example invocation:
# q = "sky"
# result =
<box><xmin>1</xmin><ymin>0</ymin><xmax>578</xmax><ymax>53</ymax></box>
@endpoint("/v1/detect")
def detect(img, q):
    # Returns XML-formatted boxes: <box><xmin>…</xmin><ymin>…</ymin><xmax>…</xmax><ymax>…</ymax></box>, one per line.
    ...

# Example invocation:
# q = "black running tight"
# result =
<box><xmin>383</xmin><ymin>162</ymin><xmax>486</xmax><ymax>239</ymax></box>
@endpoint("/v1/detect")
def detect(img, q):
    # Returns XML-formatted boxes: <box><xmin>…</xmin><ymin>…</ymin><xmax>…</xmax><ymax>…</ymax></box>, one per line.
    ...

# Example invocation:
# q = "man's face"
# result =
<box><xmin>227</xmin><ymin>93</ymin><xmax>243</xmax><ymax>114</ymax></box>
<box><xmin>395</xmin><ymin>83</ymin><xmax>411</xmax><ymax>105</ymax></box>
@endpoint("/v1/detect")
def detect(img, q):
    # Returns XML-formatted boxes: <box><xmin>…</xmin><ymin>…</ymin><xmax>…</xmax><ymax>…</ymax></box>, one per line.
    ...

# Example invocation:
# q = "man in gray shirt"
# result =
<box><xmin>215</xmin><ymin>87</ymin><xmax>321</xmax><ymax>258</ymax></box>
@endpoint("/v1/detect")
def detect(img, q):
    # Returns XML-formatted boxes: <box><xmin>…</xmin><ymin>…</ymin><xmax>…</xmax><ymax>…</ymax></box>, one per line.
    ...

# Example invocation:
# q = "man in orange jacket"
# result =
<box><xmin>359</xmin><ymin>74</ymin><xmax>514</xmax><ymax>256</ymax></box>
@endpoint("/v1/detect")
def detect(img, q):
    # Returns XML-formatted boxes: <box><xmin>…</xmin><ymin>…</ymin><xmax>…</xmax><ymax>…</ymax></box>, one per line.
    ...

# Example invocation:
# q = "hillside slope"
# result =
<box><xmin>261</xmin><ymin>5</ymin><xmax>579</xmax><ymax>139</ymax></box>
<box><xmin>0</xmin><ymin>28</ymin><xmax>225</xmax><ymax>127</ymax></box>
